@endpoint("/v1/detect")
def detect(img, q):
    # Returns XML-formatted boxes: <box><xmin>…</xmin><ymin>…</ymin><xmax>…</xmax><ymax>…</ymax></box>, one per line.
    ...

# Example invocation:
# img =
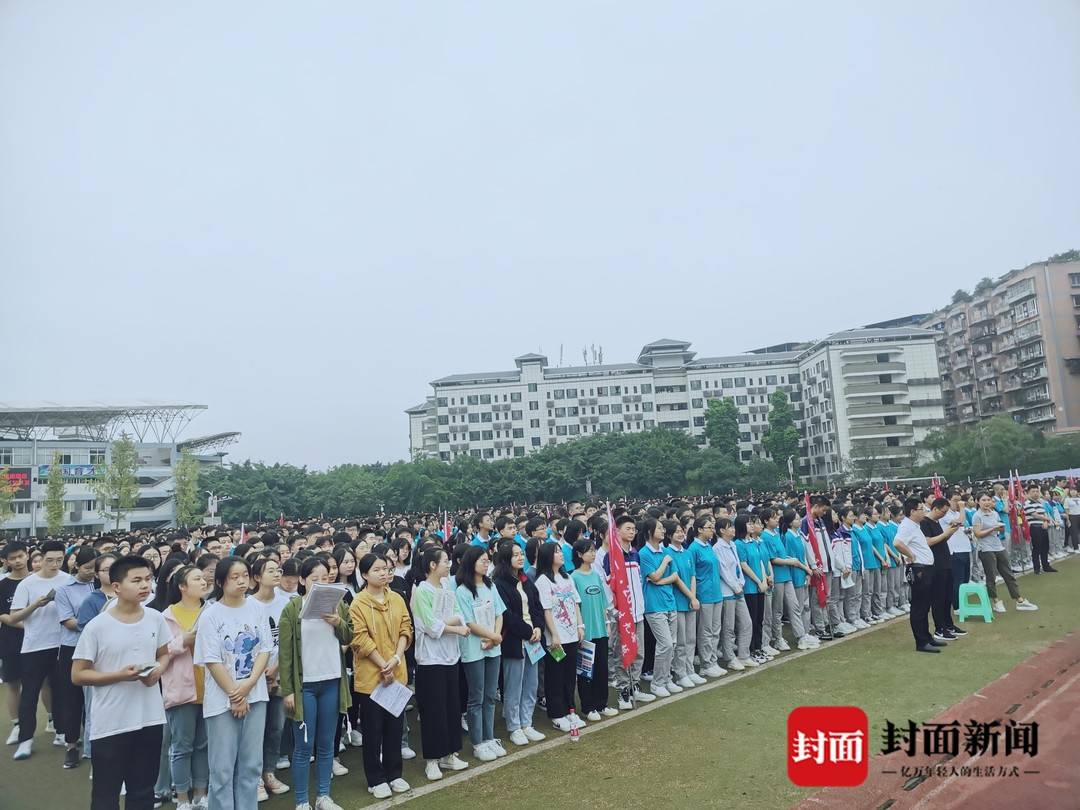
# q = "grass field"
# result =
<box><xmin>4</xmin><ymin>558</ymin><xmax>1078</xmax><ymax>810</ymax></box>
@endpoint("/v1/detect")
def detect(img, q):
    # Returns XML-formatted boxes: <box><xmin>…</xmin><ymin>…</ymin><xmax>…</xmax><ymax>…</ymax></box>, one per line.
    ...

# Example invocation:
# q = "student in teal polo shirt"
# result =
<box><xmin>761</xmin><ymin>508</ymin><xmax>802</xmax><ymax>653</ymax></box>
<box><xmin>734</xmin><ymin>514</ymin><xmax>769</xmax><ymax>664</ymax></box>
<box><xmin>780</xmin><ymin>509</ymin><xmax>819</xmax><ymax>650</ymax></box>
<box><xmin>637</xmin><ymin>519</ymin><xmax>680</xmax><ymax>698</ymax></box>
<box><xmin>853</xmin><ymin>511</ymin><xmax>880</xmax><ymax>625</ymax></box>
<box><xmin>864</xmin><ymin>509</ymin><xmax>890</xmax><ymax>622</ymax></box>
<box><xmin>882</xmin><ymin>505</ymin><xmax>908</xmax><ymax>613</ymax></box>
<box><xmin>689</xmin><ymin>516</ymin><xmax>725</xmax><ymax>677</ymax></box>
<box><xmin>662</xmin><ymin>520</ymin><xmax>702</xmax><ymax>689</ymax></box>
<box><xmin>570</xmin><ymin>540</ymin><xmax>616</xmax><ymax>722</ymax></box>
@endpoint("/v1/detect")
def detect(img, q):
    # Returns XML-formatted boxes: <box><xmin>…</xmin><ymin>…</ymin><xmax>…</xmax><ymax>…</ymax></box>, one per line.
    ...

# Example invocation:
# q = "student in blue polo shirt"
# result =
<box><xmin>523</xmin><ymin>517</ymin><xmax>549</xmax><ymax>575</ymax></box>
<box><xmin>637</xmin><ymin>519</ymin><xmax>680</xmax><ymax>698</ymax></box>
<box><xmin>865</xmin><ymin>509</ymin><xmax>890</xmax><ymax>622</ymax></box>
<box><xmin>689</xmin><ymin>517</ymin><xmax>725</xmax><ymax>677</ymax></box>
<box><xmin>848</xmin><ymin>510</ymin><xmax>871</xmax><ymax>629</ymax></box>
<box><xmin>470</xmin><ymin>513</ymin><xmax>495</xmax><ymax>549</ymax></box>
<box><xmin>780</xmin><ymin>509</ymin><xmax>819</xmax><ymax>650</ymax></box>
<box><xmin>830</xmin><ymin>508</ymin><xmax>858</xmax><ymax>635</ymax></box>
<box><xmin>662</xmin><ymin>520</ymin><xmax>701</xmax><ymax>689</ymax></box>
<box><xmin>560</xmin><ymin>522</ymin><xmax>583</xmax><ymax>575</ymax></box>
<box><xmin>734</xmin><ymin>514</ymin><xmax>769</xmax><ymax>664</ymax></box>
<box><xmin>761</xmin><ymin>508</ymin><xmax>801</xmax><ymax>654</ymax></box>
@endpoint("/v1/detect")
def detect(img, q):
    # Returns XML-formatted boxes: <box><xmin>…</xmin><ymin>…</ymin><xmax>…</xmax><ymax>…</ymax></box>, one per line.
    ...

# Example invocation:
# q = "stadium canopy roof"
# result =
<box><xmin>0</xmin><ymin>401</ymin><xmax>207</xmax><ymax>443</ymax></box>
<box><xmin>176</xmin><ymin>431</ymin><xmax>241</xmax><ymax>453</ymax></box>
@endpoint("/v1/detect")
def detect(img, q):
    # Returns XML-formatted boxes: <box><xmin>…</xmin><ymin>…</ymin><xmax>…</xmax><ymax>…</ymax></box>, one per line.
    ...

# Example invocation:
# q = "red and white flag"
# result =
<box><xmin>605</xmin><ymin>504</ymin><xmax>638</xmax><ymax>668</ymax></box>
<box><xmin>443</xmin><ymin>511</ymin><xmax>452</xmax><ymax>547</ymax></box>
<box><xmin>932</xmin><ymin>475</ymin><xmax>943</xmax><ymax>501</ymax></box>
<box><xmin>803</xmin><ymin>492</ymin><xmax>828</xmax><ymax>608</ymax></box>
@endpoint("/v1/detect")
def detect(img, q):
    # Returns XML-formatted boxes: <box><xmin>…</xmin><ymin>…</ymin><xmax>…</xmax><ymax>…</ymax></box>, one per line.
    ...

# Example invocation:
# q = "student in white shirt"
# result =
<box><xmin>72</xmin><ymin>555</ymin><xmax>170</xmax><ymax>809</ymax></box>
<box><xmin>9</xmin><ymin>540</ymin><xmax>74</xmax><ymax>760</ymax></box>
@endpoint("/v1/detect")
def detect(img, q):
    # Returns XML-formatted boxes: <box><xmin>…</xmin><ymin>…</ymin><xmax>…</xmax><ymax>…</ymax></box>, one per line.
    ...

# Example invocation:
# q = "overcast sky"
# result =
<box><xmin>3</xmin><ymin>2</ymin><xmax>1078</xmax><ymax>468</ymax></box>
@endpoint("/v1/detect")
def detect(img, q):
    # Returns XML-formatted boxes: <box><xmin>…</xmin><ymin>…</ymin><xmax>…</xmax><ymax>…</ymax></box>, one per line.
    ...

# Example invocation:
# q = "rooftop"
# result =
<box><xmin>0</xmin><ymin>401</ymin><xmax>207</xmax><ymax>442</ymax></box>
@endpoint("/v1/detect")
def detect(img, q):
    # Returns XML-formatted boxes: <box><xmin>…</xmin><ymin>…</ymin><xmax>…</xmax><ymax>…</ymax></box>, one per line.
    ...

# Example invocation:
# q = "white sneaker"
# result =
<box><xmin>489</xmin><ymin>739</ymin><xmax>508</xmax><ymax>756</ymax></box>
<box><xmin>473</xmin><ymin>742</ymin><xmax>497</xmax><ymax>762</ymax></box>
<box><xmin>689</xmin><ymin>672</ymin><xmax>707</xmax><ymax>684</ymax></box>
<box><xmin>461</xmin><ymin>714</ymin><xmax>469</xmax><ymax>732</ymax></box>
<box><xmin>1015</xmin><ymin>599</ymin><xmax>1039</xmax><ymax>611</ymax></box>
<box><xmin>891</xmin><ymin>607</ymin><xmax>905</xmax><ymax>617</ymax></box>
<box><xmin>348</xmin><ymin>730</ymin><xmax>363</xmax><ymax>747</ymax></box>
<box><xmin>438</xmin><ymin>753</ymin><xmax>469</xmax><ymax>770</ymax></box>
<box><xmin>552</xmin><ymin>716</ymin><xmax>573</xmax><ymax>732</ymax></box>
<box><xmin>194</xmin><ymin>795</ymin><xmax>208</xmax><ymax>809</ymax></box>
<box><xmin>727</xmin><ymin>658</ymin><xmax>746</xmax><ymax>671</ymax></box>
<box><xmin>400</xmin><ymin>746</ymin><xmax>416</xmax><ymax>760</ymax></box>
<box><xmin>739</xmin><ymin>656</ymin><xmax>759</xmax><ymax>668</ymax></box>
<box><xmin>600</xmin><ymin>706</ymin><xmax>619</xmax><ymax>717</ymax></box>
<box><xmin>13</xmin><ymin>740</ymin><xmax>31</xmax><ymax>760</ymax></box>
<box><xmin>993</xmin><ymin>599</ymin><xmax>1006</xmax><ymax>613</ymax></box>
<box><xmin>389</xmin><ymin>778</ymin><xmax>410</xmax><ymax>794</ymax></box>
<box><xmin>257</xmin><ymin>782</ymin><xmax>269</xmax><ymax>802</ymax></box>
<box><xmin>276</xmin><ymin>756</ymin><xmax>291</xmax><ymax>770</ymax></box>
<box><xmin>522</xmin><ymin>727</ymin><xmax>546</xmax><ymax>742</ymax></box>
<box><xmin>853</xmin><ymin>619</ymin><xmax>870</xmax><ymax>630</ymax></box>
<box><xmin>331</xmin><ymin>758</ymin><xmax>348</xmax><ymax>776</ymax></box>
<box><xmin>774</xmin><ymin>639</ymin><xmax>791</xmax><ymax>651</ymax></box>
<box><xmin>52</xmin><ymin>733</ymin><xmax>66</xmax><ymax>747</ymax></box>
<box><xmin>797</xmin><ymin>637</ymin><xmax>816</xmax><ymax>650</ymax></box>
<box><xmin>265</xmin><ymin>775</ymin><xmax>290</xmax><ymax>795</ymax></box>
<box><xmin>633</xmin><ymin>690</ymin><xmax>656</xmax><ymax>703</ymax></box>
<box><xmin>702</xmin><ymin>665</ymin><xmax>726</xmax><ymax>678</ymax></box>
<box><xmin>762</xmin><ymin>644</ymin><xmax>780</xmax><ymax>656</ymax></box>
<box><xmin>5</xmin><ymin>725</ymin><xmax>18</xmax><ymax>746</ymax></box>
<box><xmin>177</xmin><ymin>803</ymin><xmax>195</xmax><ymax>810</ymax></box>
<box><xmin>315</xmin><ymin>796</ymin><xmax>344</xmax><ymax>810</ymax></box>
<box><xmin>586</xmin><ymin>710</ymin><xmax>601</xmax><ymax>722</ymax></box>
<box><xmin>666</xmin><ymin>681</ymin><xmax>684</xmax><ymax>693</ymax></box>
<box><xmin>46</xmin><ymin>717</ymin><xmax>55</xmax><ymax>733</ymax></box>
<box><xmin>509</xmin><ymin>728</ymin><xmax>530</xmax><ymax>745</ymax></box>
<box><xmin>569</xmin><ymin>713</ymin><xmax>586</xmax><ymax>728</ymax></box>
<box><xmin>676</xmin><ymin>676</ymin><xmax>696</xmax><ymax>689</ymax></box>
<box><xmin>367</xmin><ymin>783</ymin><xmax>392</xmax><ymax>799</ymax></box>
<box><xmin>425</xmin><ymin>760</ymin><xmax>443</xmax><ymax>781</ymax></box>
<box><xmin>650</xmin><ymin>685</ymin><xmax>671</xmax><ymax>698</ymax></box>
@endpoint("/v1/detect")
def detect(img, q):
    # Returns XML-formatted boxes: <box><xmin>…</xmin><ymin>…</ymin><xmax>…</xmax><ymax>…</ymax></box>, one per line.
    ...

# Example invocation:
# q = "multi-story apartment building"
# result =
<box><xmin>920</xmin><ymin>256</ymin><xmax>1080</xmax><ymax>432</ymax></box>
<box><xmin>407</xmin><ymin>328</ymin><xmax>945</xmax><ymax>478</ymax></box>
<box><xmin>0</xmin><ymin>402</ymin><xmax>238</xmax><ymax>537</ymax></box>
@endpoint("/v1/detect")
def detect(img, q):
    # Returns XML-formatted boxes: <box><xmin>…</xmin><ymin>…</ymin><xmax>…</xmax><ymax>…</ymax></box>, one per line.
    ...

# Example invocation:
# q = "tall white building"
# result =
<box><xmin>0</xmin><ymin>402</ymin><xmax>239</xmax><ymax>537</ymax></box>
<box><xmin>406</xmin><ymin>328</ymin><xmax>945</xmax><ymax>478</ymax></box>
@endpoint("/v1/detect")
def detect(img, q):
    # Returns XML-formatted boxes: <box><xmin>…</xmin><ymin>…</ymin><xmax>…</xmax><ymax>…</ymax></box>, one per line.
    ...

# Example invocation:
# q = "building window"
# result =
<box><xmin>530</xmin><ymin>418</ymin><xmax>540</xmax><ymax>428</ymax></box>
<box><xmin>469</xmin><ymin>431</ymin><xmax>481</xmax><ymax>441</ymax></box>
<box><xmin>511</xmin><ymin>410</ymin><xmax>522</xmax><ymax>420</ymax></box>
<box><xmin>597</xmin><ymin>386</ymin><xmax>608</xmax><ymax>396</ymax></box>
<box><xmin>438</xmin><ymin>432</ymin><xmax>450</xmax><ymax>443</ymax></box>
<box><xmin>532</xmin><ymin>437</ymin><xmax>541</xmax><ymax>446</ymax></box>
<box><xmin>692</xmin><ymin>399</ymin><xmax>703</xmax><ymax>408</ymax></box>
<box><xmin>512</xmin><ymin>428</ymin><xmax>524</xmax><ymax>438</ymax></box>
<box><xmin>468</xmin><ymin>413</ymin><xmax>479</xmax><ymax>423</ymax></box>
<box><xmin>740</xmin><ymin>431</ymin><xmax>752</xmax><ymax>442</ymax></box>
<box><xmin>613</xmin><ymin>422</ymin><xmax>624</xmax><ymax>432</ymax></box>
<box><xmin>568</xmin><ymin>425</ymin><xmax>580</xmax><ymax>435</ymax></box>
<box><xmin>736</xmin><ymin>395</ymin><xmax>747</xmax><ymax>405</ymax></box>
<box><xmin>556</xmin><ymin>425</ymin><xmax>568</xmax><ymax>436</ymax></box>
<box><xmin>611</xmin><ymin>404</ymin><xmax>623</xmax><ymax>414</ymax></box>
<box><xmin>471</xmin><ymin>450</ymin><xmax>481</xmax><ymax>458</ymax></box>
<box><xmin>722</xmin><ymin>378</ymin><xmax>733</xmax><ymax>388</ymax></box>
<box><xmin>529</xmin><ymin>400</ymin><xmax>539</xmax><ymax>411</ymax></box>
<box><xmin>643</xmin><ymin>419</ymin><xmax>655</xmax><ymax>428</ymax></box>
<box><xmin>436</xmin><ymin>397</ymin><xmax>448</xmax><ymax>407</ymax></box>
<box><xmin>611</xmin><ymin>386</ymin><xmax>622</xmax><ymax>395</ymax></box>
<box><xmin>693</xmin><ymin>416</ymin><xmax>705</xmax><ymax>427</ymax></box>
<box><xmin>483</xmin><ymin>448</ymin><xmax>494</xmax><ymax>458</ymax></box>
<box><xmin>1070</xmin><ymin>273</ymin><xmax>1080</xmax><ymax>288</ymax></box>
<box><xmin>554</xmin><ymin>389</ymin><xmax>565</xmax><ymax>399</ymax></box>
<box><xmin>599</xmin><ymin>404</ymin><xmax>610</xmax><ymax>415</ymax></box>
<box><xmin>555</xmin><ymin>407</ymin><xmax>567</xmax><ymax>417</ymax></box>
<box><xmin>467</xmin><ymin>395</ymin><xmax>479</xmax><ymax>405</ymax></box>
<box><xmin>567</xmin><ymin>406</ymin><xmax>579</xmax><ymax>416</ymax></box>
<box><xmin>599</xmin><ymin>423</ymin><xmax>611</xmax><ymax>433</ymax></box>
<box><xmin>766</xmin><ymin>375</ymin><xmax>777</xmax><ymax>385</ymax></box>
<box><xmin>738</xmin><ymin>413</ymin><xmax>749</xmax><ymax>424</ymax></box>
<box><xmin>514</xmin><ymin>446</ymin><xmax>525</xmax><ymax>457</ymax></box>
<box><xmin>734</xmin><ymin>377</ymin><xmax>746</xmax><ymax>387</ymax></box>
<box><xmin>641</xmin><ymin>384</ymin><xmax>652</xmax><ymax>394</ymax></box>
<box><xmin>689</xmin><ymin>380</ymin><xmax>701</xmax><ymax>390</ymax></box>
<box><xmin>528</xmin><ymin>383</ymin><xmax>538</xmax><ymax>392</ymax></box>
<box><xmin>437</xmin><ymin>415</ymin><xmax>449</xmax><ymax>425</ymax></box>
<box><xmin>511</xmin><ymin>392</ymin><xmax>522</xmax><ymax>402</ymax></box>
<box><xmin>642</xmin><ymin>402</ymin><xmax>653</xmax><ymax>412</ymax></box>
<box><xmin>566</xmin><ymin>388</ymin><xmax>578</xmax><ymax>398</ymax></box>
<box><xmin>741</xmin><ymin>450</ymin><xmax>752</xmax><ymax>461</ymax></box>
<box><xmin>482</xmin><ymin>430</ymin><xmax>493</xmax><ymax>440</ymax></box>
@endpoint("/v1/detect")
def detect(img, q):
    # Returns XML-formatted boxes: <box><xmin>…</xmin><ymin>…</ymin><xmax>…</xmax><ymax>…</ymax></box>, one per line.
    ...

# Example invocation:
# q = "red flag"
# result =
<box><xmin>802</xmin><ymin>492</ymin><xmax>828</xmax><ymax>608</ymax></box>
<box><xmin>883</xmin><ymin>481</ymin><xmax>890</xmax><ymax>493</ymax></box>
<box><xmin>1014</xmin><ymin>471</ymin><xmax>1030</xmax><ymax>543</ymax></box>
<box><xmin>443</xmin><ymin>510</ymin><xmax>452</xmax><ymax>547</ymax></box>
<box><xmin>932</xmin><ymin>475</ymin><xmax>943</xmax><ymax>501</ymax></box>
<box><xmin>605</xmin><ymin>505</ymin><xmax>639</xmax><ymax>668</ymax></box>
<box><xmin>278</xmin><ymin>512</ymin><xmax>284</xmax><ymax>527</ymax></box>
<box><xmin>1006</xmin><ymin>481</ymin><xmax>1022</xmax><ymax>546</ymax></box>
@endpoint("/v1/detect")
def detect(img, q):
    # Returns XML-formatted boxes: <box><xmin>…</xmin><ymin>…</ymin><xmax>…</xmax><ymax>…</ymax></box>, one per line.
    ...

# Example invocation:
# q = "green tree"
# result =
<box><xmin>173</xmin><ymin>450</ymin><xmax>201</xmax><ymax>527</ymax></box>
<box><xmin>704</xmin><ymin>398</ymin><xmax>740</xmax><ymax>461</ymax></box>
<box><xmin>916</xmin><ymin>415</ymin><xmax>1046</xmax><ymax>480</ymax></box>
<box><xmin>974</xmin><ymin>276</ymin><xmax>995</xmax><ymax>295</ymax></box>
<box><xmin>951</xmin><ymin>288</ymin><xmax>972</xmax><ymax>304</ymax></box>
<box><xmin>91</xmin><ymin>433</ymin><xmax>140</xmax><ymax>530</ymax></box>
<box><xmin>44</xmin><ymin>452</ymin><xmax>67</xmax><ymax>536</ymax></box>
<box><xmin>0</xmin><ymin>467</ymin><xmax>14</xmax><ymax>529</ymax></box>
<box><xmin>761</xmin><ymin>390</ymin><xmax>801</xmax><ymax>474</ymax></box>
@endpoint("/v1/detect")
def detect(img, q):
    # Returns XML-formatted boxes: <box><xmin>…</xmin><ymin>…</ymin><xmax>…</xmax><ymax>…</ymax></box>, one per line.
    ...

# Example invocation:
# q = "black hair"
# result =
<box><xmin>150</xmin><ymin>556</ymin><xmax>187</xmax><ymax>611</ymax></box>
<box><xmin>902</xmin><ymin>497</ymin><xmax>923</xmax><ymax>518</ymax></box>
<box><xmin>109</xmin><ymin>554</ymin><xmax>154</xmax><ymax>586</ymax></box>
<box><xmin>332</xmin><ymin>545</ymin><xmax>360</xmax><ymax>591</ymax></box>
<box><xmin>535</xmin><ymin>541</ymin><xmax>567</xmax><ymax>583</ymax></box>
<box><xmin>454</xmin><ymin>545</ymin><xmax>491</xmax><ymax>597</ymax></box>
<box><xmin>660</xmin><ymin>519</ymin><xmax>681</xmax><ymax>545</ymax></box>
<box><xmin>563</xmin><ymin>521</ymin><xmax>584</xmax><ymax>545</ymax></box>
<box><xmin>249</xmin><ymin>557</ymin><xmax>279</xmax><ymax>592</ymax></box>
<box><xmin>525</xmin><ymin>516</ymin><xmax>546</xmax><ymax>536</ymax></box>
<box><xmin>1</xmin><ymin>540</ymin><xmax>28</xmax><ymax>558</ymax></box>
<box><xmin>733</xmin><ymin>514</ymin><xmax>751</xmax><ymax>540</ymax></box>
<box><xmin>571</xmin><ymin>538</ymin><xmax>593</xmax><ymax>568</ymax></box>
<box><xmin>166</xmin><ymin>565</ymin><xmax>202</xmax><ymax>606</ymax></box>
<box><xmin>389</xmin><ymin>537</ymin><xmax>412</xmax><ymax>567</ymax></box>
<box><xmin>419</xmin><ymin>546</ymin><xmax>447</xmax><ymax>580</ymax></box>
<box><xmin>299</xmin><ymin>556</ymin><xmax>329</xmax><ymax>580</ymax></box>
<box><xmin>73</xmin><ymin>547</ymin><xmax>99</xmax><ymax>568</ymax></box>
<box><xmin>210</xmin><ymin>557</ymin><xmax>249</xmax><ymax>601</ymax></box>
<box><xmin>40</xmin><ymin>539</ymin><xmax>66</xmax><ymax>556</ymax></box>
<box><xmin>492</xmin><ymin>542</ymin><xmax>519</xmax><ymax>583</ymax></box>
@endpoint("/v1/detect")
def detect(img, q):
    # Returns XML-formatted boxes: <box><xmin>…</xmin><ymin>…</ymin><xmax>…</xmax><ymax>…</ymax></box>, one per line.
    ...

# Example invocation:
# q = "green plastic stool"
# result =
<box><xmin>957</xmin><ymin>582</ymin><xmax>993</xmax><ymax>623</ymax></box>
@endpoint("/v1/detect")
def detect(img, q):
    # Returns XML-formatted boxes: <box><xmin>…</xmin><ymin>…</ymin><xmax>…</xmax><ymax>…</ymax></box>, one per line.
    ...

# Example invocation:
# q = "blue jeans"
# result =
<box><xmin>167</xmin><ymin>703</ymin><xmax>209</xmax><ymax>794</ymax></box>
<box><xmin>501</xmin><ymin>656</ymin><xmax>538</xmax><ymax>732</ymax></box>
<box><xmin>292</xmin><ymin>680</ymin><xmax>339</xmax><ymax>804</ymax></box>
<box><xmin>262</xmin><ymin>694</ymin><xmax>284</xmax><ymax>774</ymax></box>
<box><xmin>463</xmin><ymin>656</ymin><xmax>500</xmax><ymax>747</ymax></box>
<box><xmin>206</xmin><ymin>701</ymin><xmax>267</xmax><ymax>810</ymax></box>
<box><xmin>154</xmin><ymin>716</ymin><xmax>172</xmax><ymax>797</ymax></box>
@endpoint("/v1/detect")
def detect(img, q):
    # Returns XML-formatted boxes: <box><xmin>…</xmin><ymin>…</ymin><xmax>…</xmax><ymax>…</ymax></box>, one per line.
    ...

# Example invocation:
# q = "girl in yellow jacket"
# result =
<box><xmin>349</xmin><ymin>553</ymin><xmax>413</xmax><ymax>800</ymax></box>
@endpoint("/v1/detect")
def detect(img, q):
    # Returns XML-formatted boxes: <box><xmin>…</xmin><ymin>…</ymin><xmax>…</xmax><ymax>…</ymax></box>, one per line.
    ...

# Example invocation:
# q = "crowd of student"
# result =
<box><xmin>0</xmin><ymin>478</ymin><xmax>1075</xmax><ymax>810</ymax></box>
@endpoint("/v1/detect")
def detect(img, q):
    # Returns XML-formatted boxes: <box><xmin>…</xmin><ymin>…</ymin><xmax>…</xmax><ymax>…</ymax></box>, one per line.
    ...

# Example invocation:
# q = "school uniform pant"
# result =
<box><xmin>1068</xmin><ymin>519</ymin><xmax>1080</xmax><ymax>550</ymax></box>
<box><xmin>886</xmin><ymin>564</ymin><xmax>906</xmax><ymax>609</ymax></box>
<box><xmin>810</xmin><ymin>574</ymin><xmax>831</xmax><ymax>633</ymax></box>
<box><xmin>154</xmin><ymin>722</ymin><xmax>172</xmax><ymax>798</ymax></box>
<box><xmin>761</xmin><ymin>590</ymin><xmax>774</xmax><ymax>648</ymax></box>
<box><xmin>839</xmin><ymin>574</ymin><xmax>860</xmax><ymax>625</ymax></box>
<box><xmin>930</xmin><ymin>564</ymin><xmax>954</xmax><ymax>633</ymax></box>
<box><xmin>206</xmin><ymin>701</ymin><xmax>266</xmax><ymax>810</ymax></box>
<box><xmin>695</xmin><ymin>602</ymin><xmax>722</xmax><ymax>668</ymax></box>
<box><xmin>262</xmin><ymin>693</ymin><xmax>284</xmax><ymax>775</ymax></box>
<box><xmin>907</xmin><ymin>564</ymin><xmax>934</xmax><ymax>649</ymax></box>
<box><xmin>416</xmin><ymin>662</ymin><xmax>463</xmax><ymax>759</ymax></box>
<box><xmin>829</xmin><ymin>573</ymin><xmax>848</xmax><ymax>628</ymax></box>
<box><xmin>501</xmin><ymin>656</ymin><xmax>538</xmax><ymax>732</ymax></box>
<box><xmin>673</xmin><ymin>612</ymin><xmax>697</xmax><ymax>680</ymax></box>
<box><xmin>609</xmin><ymin>618</ymin><xmax>644</xmax><ymax>693</ymax></box>
<box><xmin>17</xmin><ymin>647</ymin><xmax>61</xmax><ymax>743</ymax></box>
<box><xmin>978</xmin><ymin>551</ymin><xmax>1021</xmax><ymax>601</ymax></box>
<box><xmin>463</xmin><ymin>656</ymin><xmax>500</xmax><ymax>746</ymax></box>
<box><xmin>644</xmin><ymin>612</ymin><xmax>676</xmax><ymax>689</ymax></box>
<box><xmin>166</xmin><ymin>703</ymin><xmax>208</xmax><ymax>796</ymax></box>
<box><xmin>720</xmin><ymin>596</ymin><xmax>751</xmax><ymax>661</ymax></box>
<box><xmin>577</xmin><ymin>636</ymin><xmax>609</xmax><ymax>713</ymax></box>
<box><xmin>89</xmin><ymin>724</ymin><xmax>163</xmax><ymax>810</ymax></box>
<box><xmin>949</xmin><ymin>552</ymin><xmax>971</xmax><ymax>611</ymax></box>
<box><xmin>57</xmin><ymin>644</ymin><xmax>84</xmax><ymax>746</ymax></box>
<box><xmin>864</xmin><ymin>568</ymin><xmax>884</xmax><ymax>618</ymax></box>
<box><xmin>357</xmin><ymin>693</ymin><xmax>403</xmax><ymax>788</ymax></box>
<box><xmin>858</xmin><ymin>569</ymin><xmax>874</xmax><ymax>620</ymax></box>
<box><xmin>544</xmin><ymin>641</ymin><xmax>579</xmax><ymax>718</ymax></box>
<box><xmin>1030</xmin><ymin>525</ymin><xmax>1051</xmax><ymax>572</ymax></box>
<box><xmin>771</xmin><ymin>581</ymin><xmax>804</xmax><ymax>641</ymax></box>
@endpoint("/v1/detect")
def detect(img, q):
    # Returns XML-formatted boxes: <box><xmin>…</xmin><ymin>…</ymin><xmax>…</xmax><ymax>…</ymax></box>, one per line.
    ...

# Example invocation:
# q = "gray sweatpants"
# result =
<box><xmin>841</xmin><ymin>572</ymin><xmax>861</xmax><ymax>624</ymax></box>
<box><xmin>610</xmin><ymin>618</ymin><xmax>645</xmax><ymax>692</ymax></box>
<box><xmin>771</xmin><ymin>580</ymin><xmax>805</xmax><ymax>641</ymax></box>
<box><xmin>862</xmin><ymin>568</ymin><xmax>884</xmax><ymax>618</ymax></box>
<box><xmin>811</xmin><ymin>574</ymin><xmax>832</xmax><ymax>633</ymax></box>
<box><xmin>695</xmin><ymin>602</ymin><xmax>722</xmax><ymax>669</ymax></box>
<box><xmin>644</xmin><ymin>611</ymin><xmax>677</xmax><ymax>689</ymax></box>
<box><xmin>674</xmin><ymin>611</ymin><xmax>698</xmax><ymax>680</ymax></box>
<box><xmin>761</xmin><ymin>589</ymin><xmax>774</xmax><ymax>648</ymax></box>
<box><xmin>720</xmin><ymin>597</ymin><xmax>751</xmax><ymax>662</ymax></box>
